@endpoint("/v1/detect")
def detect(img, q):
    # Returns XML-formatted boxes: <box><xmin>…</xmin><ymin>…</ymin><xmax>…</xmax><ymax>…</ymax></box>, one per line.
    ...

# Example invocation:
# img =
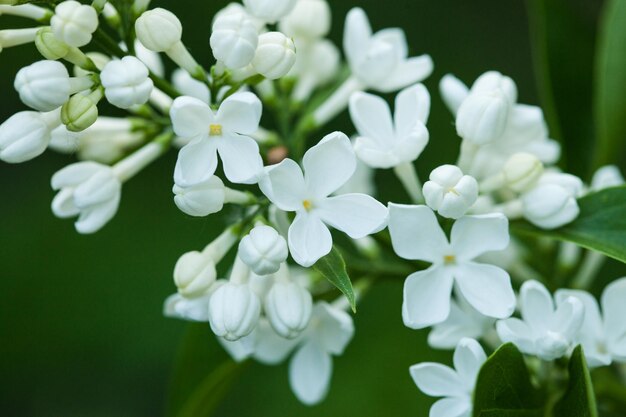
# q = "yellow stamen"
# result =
<box><xmin>443</xmin><ymin>255</ymin><xmax>456</xmax><ymax>265</ymax></box>
<box><xmin>209</xmin><ymin>124</ymin><xmax>223</xmax><ymax>136</ymax></box>
<box><xmin>302</xmin><ymin>200</ymin><xmax>313</xmax><ymax>211</ymax></box>
<box><xmin>447</xmin><ymin>187</ymin><xmax>460</xmax><ymax>196</ymax></box>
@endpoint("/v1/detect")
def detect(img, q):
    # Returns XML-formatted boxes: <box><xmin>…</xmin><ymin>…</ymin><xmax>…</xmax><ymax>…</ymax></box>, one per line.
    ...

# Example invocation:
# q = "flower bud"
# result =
<box><xmin>14</xmin><ymin>60</ymin><xmax>72</xmax><ymax>111</ymax></box>
<box><xmin>502</xmin><ymin>152</ymin><xmax>544</xmax><ymax>193</ymax></box>
<box><xmin>279</xmin><ymin>0</ymin><xmax>331</xmax><ymax>40</ymax></box>
<box><xmin>135</xmin><ymin>8</ymin><xmax>182</xmax><ymax>52</ymax></box>
<box><xmin>0</xmin><ymin>109</ymin><xmax>60</xmax><ymax>163</ymax></box>
<box><xmin>209</xmin><ymin>282</ymin><xmax>261</xmax><ymax>341</ymax></box>
<box><xmin>471</xmin><ymin>71</ymin><xmax>517</xmax><ymax>105</ymax></box>
<box><xmin>265</xmin><ymin>281</ymin><xmax>313</xmax><ymax>338</ymax></box>
<box><xmin>210</xmin><ymin>10</ymin><xmax>258</xmax><ymax>69</ymax></box>
<box><xmin>252</xmin><ymin>32</ymin><xmax>296</xmax><ymax>80</ymax></box>
<box><xmin>35</xmin><ymin>27</ymin><xmax>70</xmax><ymax>60</ymax></box>
<box><xmin>522</xmin><ymin>183</ymin><xmax>579</xmax><ymax>230</ymax></box>
<box><xmin>100</xmin><ymin>56</ymin><xmax>153</xmax><ymax>109</ymax></box>
<box><xmin>243</xmin><ymin>0</ymin><xmax>297</xmax><ymax>23</ymax></box>
<box><xmin>174</xmin><ymin>251</ymin><xmax>217</xmax><ymax>297</ymax></box>
<box><xmin>423</xmin><ymin>165</ymin><xmax>478</xmax><ymax>219</ymax></box>
<box><xmin>456</xmin><ymin>90</ymin><xmax>511</xmax><ymax>145</ymax></box>
<box><xmin>61</xmin><ymin>92</ymin><xmax>100</xmax><ymax>132</ymax></box>
<box><xmin>51</xmin><ymin>0</ymin><xmax>98</xmax><ymax>47</ymax></box>
<box><xmin>173</xmin><ymin>176</ymin><xmax>226</xmax><ymax>217</ymax></box>
<box><xmin>591</xmin><ymin>165</ymin><xmax>624</xmax><ymax>191</ymax></box>
<box><xmin>238</xmin><ymin>225</ymin><xmax>288</xmax><ymax>275</ymax></box>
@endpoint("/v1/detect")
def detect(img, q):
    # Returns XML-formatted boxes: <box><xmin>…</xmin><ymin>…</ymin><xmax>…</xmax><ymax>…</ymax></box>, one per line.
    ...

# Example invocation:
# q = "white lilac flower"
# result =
<box><xmin>251</xmin><ymin>32</ymin><xmax>296</xmax><ymax>80</ymax></box>
<box><xmin>50</xmin><ymin>0</ymin><xmax>98</xmax><ymax>47</ymax></box>
<box><xmin>259</xmin><ymin>132</ymin><xmax>388</xmax><ymax>267</ymax></box>
<box><xmin>239</xmin><ymin>225</ymin><xmax>289</xmax><ymax>275</ymax></box>
<box><xmin>243</xmin><ymin>0</ymin><xmax>297</xmax><ymax>24</ymax></box>
<box><xmin>497</xmin><ymin>280</ymin><xmax>584</xmax><ymax>361</ymax></box>
<box><xmin>173</xmin><ymin>176</ymin><xmax>253</xmax><ymax>217</ymax></box>
<box><xmin>170</xmin><ymin>92</ymin><xmax>264</xmax><ymax>185</ymax></box>
<box><xmin>210</xmin><ymin>9</ymin><xmax>259</xmax><ymax>69</ymax></box>
<box><xmin>423</xmin><ymin>165</ymin><xmax>478</xmax><ymax>219</ymax></box>
<box><xmin>591</xmin><ymin>165</ymin><xmax>625</xmax><ymax>192</ymax></box>
<box><xmin>480</xmin><ymin>152</ymin><xmax>544</xmax><ymax>194</ymax></box>
<box><xmin>410</xmin><ymin>338</ymin><xmax>486</xmax><ymax>417</ymax></box>
<box><xmin>164</xmin><ymin>293</ymin><xmax>213</xmax><ymax>322</ymax></box>
<box><xmin>521</xmin><ymin>172</ymin><xmax>583</xmax><ymax>229</ymax></box>
<box><xmin>556</xmin><ymin>278</ymin><xmax>626</xmax><ymax>367</ymax></box>
<box><xmin>279</xmin><ymin>0</ymin><xmax>331</xmax><ymax>40</ymax></box>
<box><xmin>100</xmin><ymin>56</ymin><xmax>154</xmax><ymax>109</ymax></box>
<box><xmin>349</xmin><ymin>84</ymin><xmax>429</xmax><ymax>169</ymax></box>
<box><xmin>0</xmin><ymin>108</ymin><xmax>61</xmax><ymax>163</ymax></box>
<box><xmin>61</xmin><ymin>89</ymin><xmax>104</xmax><ymax>132</ymax></box>
<box><xmin>388</xmin><ymin>204</ymin><xmax>515</xmax><ymax>328</ymax></box>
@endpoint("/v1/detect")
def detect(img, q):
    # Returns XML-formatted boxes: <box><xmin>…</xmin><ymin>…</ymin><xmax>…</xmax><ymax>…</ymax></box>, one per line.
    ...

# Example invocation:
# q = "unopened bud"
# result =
<box><xmin>61</xmin><ymin>91</ymin><xmax>101</xmax><ymax>132</ymax></box>
<box><xmin>279</xmin><ymin>0</ymin><xmax>331</xmax><ymax>40</ymax></box>
<box><xmin>238</xmin><ymin>225</ymin><xmax>288</xmax><ymax>275</ymax></box>
<box><xmin>522</xmin><ymin>183</ymin><xmax>579</xmax><ymax>230</ymax></box>
<box><xmin>243</xmin><ymin>0</ymin><xmax>297</xmax><ymax>23</ymax></box>
<box><xmin>423</xmin><ymin>165</ymin><xmax>478</xmax><ymax>219</ymax></box>
<box><xmin>210</xmin><ymin>10</ymin><xmax>258</xmax><ymax>69</ymax></box>
<box><xmin>174</xmin><ymin>251</ymin><xmax>217</xmax><ymax>297</ymax></box>
<box><xmin>51</xmin><ymin>0</ymin><xmax>98</xmax><ymax>47</ymax></box>
<box><xmin>173</xmin><ymin>176</ymin><xmax>226</xmax><ymax>217</ymax></box>
<box><xmin>265</xmin><ymin>281</ymin><xmax>312</xmax><ymax>338</ymax></box>
<box><xmin>251</xmin><ymin>32</ymin><xmax>296</xmax><ymax>80</ymax></box>
<box><xmin>502</xmin><ymin>152</ymin><xmax>543</xmax><ymax>193</ymax></box>
<box><xmin>209</xmin><ymin>281</ymin><xmax>261</xmax><ymax>341</ymax></box>
<box><xmin>101</xmin><ymin>56</ymin><xmax>153</xmax><ymax>109</ymax></box>
<box><xmin>135</xmin><ymin>8</ymin><xmax>182</xmax><ymax>52</ymax></box>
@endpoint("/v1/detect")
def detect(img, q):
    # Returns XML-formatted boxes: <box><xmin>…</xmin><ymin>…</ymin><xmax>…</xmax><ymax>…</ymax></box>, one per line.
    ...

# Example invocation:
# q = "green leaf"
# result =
<box><xmin>593</xmin><ymin>0</ymin><xmax>626</xmax><ymax>170</ymax></box>
<box><xmin>473</xmin><ymin>343</ymin><xmax>543</xmax><ymax>417</ymax></box>
<box><xmin>552</xmin><ymin>346</ymin><xmax>599</xmax><ymax>417</ymax></box>
<box><xmin>313</xmin><ymin>246</ymin><xmax>356</xmax><ymax>312</ymax></box>
<box><xmin>512</xmin><ymin>187</ymin><xmax>626</xmax><ymax>264</ymax></box>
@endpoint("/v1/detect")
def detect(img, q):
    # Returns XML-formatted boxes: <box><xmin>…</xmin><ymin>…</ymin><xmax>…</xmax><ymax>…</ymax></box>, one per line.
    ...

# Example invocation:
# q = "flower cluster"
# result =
<box><xmin>2</xmin><ymin>0</ymin><xmax>625</xmax><ymax>413</ymax></box>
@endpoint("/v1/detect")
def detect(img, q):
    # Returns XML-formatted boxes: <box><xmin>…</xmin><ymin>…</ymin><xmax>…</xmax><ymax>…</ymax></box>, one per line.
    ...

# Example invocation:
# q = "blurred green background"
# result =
<box><xmin>0</xmin><ymin>0</ymin><xmax>610</xmax><ymax>416</ymax></box>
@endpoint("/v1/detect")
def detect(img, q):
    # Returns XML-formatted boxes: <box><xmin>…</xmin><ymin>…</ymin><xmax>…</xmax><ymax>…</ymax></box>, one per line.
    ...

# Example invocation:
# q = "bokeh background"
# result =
<box><xmin>0</xmin><ymin>0</ymin><xmax>612</xmax><ymax>416</ymax></box>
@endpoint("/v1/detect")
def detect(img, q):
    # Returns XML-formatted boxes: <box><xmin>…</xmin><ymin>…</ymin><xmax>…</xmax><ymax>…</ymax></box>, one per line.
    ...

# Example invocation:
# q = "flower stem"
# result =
<box><xmin>394</xmin><ymin>162</ymin><xmax>424</xmax><ymax>203</ymax></box>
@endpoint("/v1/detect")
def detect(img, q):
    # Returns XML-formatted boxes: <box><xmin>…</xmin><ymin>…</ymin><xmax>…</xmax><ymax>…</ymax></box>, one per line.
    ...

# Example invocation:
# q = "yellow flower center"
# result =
<box><xmin>447</xmin><ymin>187</ymin><xmax>460</xmax><ymax>196</ymax></box>
<box><xmin>302</xmin><ymin>200</ymin><xmax>313</xmax><ymax>211</ymax></box>
<box><xmin>209</xmin><ymin>124</ymin><xmax>223</xmax><ymax>136</ymax></box>
<box><xmin>443</xmin><ymin>255</ymin><xmax>456</xmax><ymax>265</ymax></box>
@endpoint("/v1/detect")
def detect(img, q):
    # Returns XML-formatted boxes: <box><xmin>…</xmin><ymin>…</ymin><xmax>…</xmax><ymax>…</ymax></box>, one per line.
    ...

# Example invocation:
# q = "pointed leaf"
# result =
<box><xmin>552</xmin><ymin>346</ymin><xmax>599</xmax><ymax>417</ymax></box>
<box><xmin>313</xmin><ymin>246</ymin><xmax>356</xmax><ymax>312</ymax></box>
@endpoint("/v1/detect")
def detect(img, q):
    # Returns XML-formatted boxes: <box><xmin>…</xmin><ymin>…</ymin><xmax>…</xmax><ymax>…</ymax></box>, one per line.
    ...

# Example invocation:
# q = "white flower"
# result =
<box><xmin>172</xmin><ymin>69</ymin><xmax>210</xmax><ymax>103</ymax></box>
<box><xmin>170</xmin><ymin>92</ymin><xmax>264</xmax><ymax>185</ymax></box>
<box><xmin>210</xmin><ymin>9</ymin><xmax>259</xmax><ymax>69</ymax></box>
<box><xmin>343</xmin><ymin>7</ymin><xmax>433</xmax><ymax>93</ymax></box>
<box><xmin>349</xmin><ymin>84</ymin><xmax>429</xmax><ymax>169</ymax></box>
<box><xmin>522</xmin><ymin>172</ymin><xmax>582</xmax><ymax>229</ymax></box>
<box><xmin>173</xmin><ymin>251</ymin><xmax>218</xmax><ymax>298</ymax></box>
<box><xmin>51</xmin><ymin>0</ymin><xmax>98</xmax><ymax>47</ymax></box>
<box><xmin>500</xmin><ymin>152</ymin><xmax>544</xmax><ymax>193</ymax></box>
<box><xmin>209</xmin><ymin>280</ymin><xmax>261</xmax><ymax>341</ymax></box>
<box><xmin>251</xmin><ymin>32</ymin><xmax>296</xmax><ymax>80</ymax></box>
<box><xmin>497</xmin><ymin>280</ymin><xmax>584</xmax><ymax>361</ymax></box>
<box><xmin>289</xmin><ymin>301</ymin><xmax>354</xmax><ymax>405</ymax></box>
<box><xmin>279</xmin><ymin>0</ymin><xmax>331</xmax><ymax>40</ymax></box>
<box><xmin>243</xmin><ymin>0</ymin><xmax>297</xmax><ymax>23</ymax></box>
<box><xmin>0</xmin><ymin>108</ymin><xmax>61</xmax><ymax>163</ymax></box>
<box><xmin>423</xmin><ymin>165</ymin><xmax>478</xmax><ymax>219</ymax></box>
<box><xmin>439</xmin><ymin>74</ymin><xmax>469</xmax><ymax>115</ymax></box>
<box><xmin>100</xmin><ymin>56</ymin><xmax>154</xmax><ymax>109</ymax></box>
<box><xmin>388</xmin><ymin>204</ymin><xmax>515</xmax><ymax>328</ymax></box>
<box><xmin>51</xmin><ymin>161</ymin><xmax>121</xmax><ymax>234</ymax></box>
<box><xmin>265</xmin><ymin>277</ymin><xmax>313</xmax><ymax>338</ymax></box>
<box><xmin>456</xmin><ymin>71</ymin><xmax>517</xmax><ymax>145</ymax></box>
<box><xmin>14</xmin><ymin>60</ymin><xmax>92</xmax><ymax>112</ymax></box>
<box><xmin>135</xmin><ymin>8</ymin><xmax>182</xmax><ymax>52</ymax></box>
<box><xmin>556</xmin><ymin>278</ymin><xmax>626</xmax><ymax>367</ymax></box>
<box><xmin>239</xmin><ymin>225</ymin><xmax>289</xmax><ymax>275</ymax></box>
<box><xmin>259</xmin><ymin>132</ymin><xmax>388</xmax><ymax>267</ymax></box>
<box><xmin>173</xmin><ymin>176</ymin><xmax>227</xmax><ymax>217</ymax></box>
<box><xmin>591</xmin><ymin>165</ymin><xmax>624</xmax><ymax>192</ymax></box>
<box><xmin>164</xmin><ymin>293</ymin><xmax>212</xmax><ymax>322</ymax></box>
<box><xmin>410</xmin><ymin>338</ymin><xmax>486</xmax><ymax>417</ymax></box>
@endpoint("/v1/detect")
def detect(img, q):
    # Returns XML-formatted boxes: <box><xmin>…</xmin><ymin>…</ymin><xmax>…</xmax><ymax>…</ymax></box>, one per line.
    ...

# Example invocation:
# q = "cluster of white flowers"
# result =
<box><xmin>2</xmin><ymin>0</ymin><xmax>625</xmax><ymax>412</ymax></box>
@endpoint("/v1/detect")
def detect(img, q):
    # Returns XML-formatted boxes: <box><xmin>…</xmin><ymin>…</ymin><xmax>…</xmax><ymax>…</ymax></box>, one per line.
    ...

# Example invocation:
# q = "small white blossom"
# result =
<box><xmin>264</xmin><ymin>266</ymin><xmax>313</xmax><ymax>338</ymax></box>
<box><xmin>173</xmin><ymin>176</ymin><xmax>227</xmax><ymax>217</ymax></box>
<box><xmin>411</xmin><ymin>338</ymin><xmax>486</xmax><ymax>417</ymax></box>
<box><xmin>0</xmin><ymin>108</ymin><xmax>61</xmax><ymax>163</ymax></box>
<box><xmin>100</xmin><ymin>56</ymin><xmax>154</xmax><ymax>109</ymax></box>
<box><xmin>164</xmin><ymin>293</ymin><xmax>212</xmax><ymax>322</ymax></box>
<box><xmin>50</xmin><ymin>0</ymin><xmax>98</xmax><ymax>47</ymax></box>
<box><xmin>423</xmin><ymin>165</ymin><xmax>478</xmax><ymax>219</ymax></box>
<box><xmin>279</xmin><ymin>0</ymin><xmax>331</xmax><ymax>40</ymax></box>
<box><xmin>210</xmin><ymin>9</ymin><xmax>259</xmax><ymax>69</ymax></box>
<box><xmin>173</xmin><ymin>251</ymin><xmax>218</xmax><ymax>298</ymax></box>
<box><xmin>239</xmin><ymin>225</ymin><xmax>289</xmax><ymax>275</ymax></box>
<box><xmin>135</xmin><ymin>8</ymin><xmax>182</xmax><ymax>52</ymax></box>
<box><xmin>260</xmin><ymin>132</ymin><xmax>388</xmax><ymax>267</ymax></box>
<box><xmin>497</xmin><ymin>280</ymin><xmax>584</xmax><ymax>360</ymax></box>
<box><xmin>388</xmin><ymin>204</ymin><xmax>515</xmax><ymax>328</ymax></box>
<box><xmin>522</xmin><ymin>172</ymin><xmax>583</xmax><ymax>229</ymax></box>
<box><xmin>501</xmin><ymin>152</ymin><xmax>544</xmax><ymax>193</ymax></box>
<box><xmin>252</xmin><ymin>32</ymin><xmax>296</xmax><ymax>80</ymax></box>
<box><xmin>243</xmin><ymin>0</ymin><xmax>297</xmax><ymax>24</ymax></box>
<box><xmin>591</xmin><ymin>165</ymin><xmax>624</xmax><ymax>192</ymax></box>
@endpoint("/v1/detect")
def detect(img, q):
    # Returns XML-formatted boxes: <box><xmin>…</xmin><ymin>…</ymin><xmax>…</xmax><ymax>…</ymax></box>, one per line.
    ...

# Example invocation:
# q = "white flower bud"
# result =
<box><xmin>51</xmin><ymin>0</ymin><xmax>98</xmax><ymax>47</ymax></box>
<box><xmin>210</xmin><ymin>10</ymin><xmax>259</xmax><ymax>69</ymax></box>
<box><xmin>100</xmin><ymin>56</ymin><xmax>154</xmax><ymax>109</ymax></box>
<box><xmin>14</xmin><ymin>60</ymin><xmax>83</xmax><ymax>112</ymax></box>
<box><xmin>51</xmin><ymin>161</ymin><xmax>122</xmax><ymax>234</ymax></box>
<box><xmin>502</xmin><ymin>152</ymin><xmax>544</xmax><ymax>193</ymax></box>
<box><xmin>135</xmin><ymin>8</ymin><xmax>182</xmax><ymax>52</ymax></box>
<box><xmin>238</xmin><ymin>225</ymin><xmax>288</xmax><ymax>275</ymax></box>
<box><xmin>423</xmin><ymin>165</ymin><xmax>478</xmax><ymax>219</ymax></box>
<box><xmin>243</xmin><ymin>0</ymin><xmax>297</xmax><ymax>23</ymax></box>
<box><xmin>591</xmin><ymin>165</ymin><xmax>624</xmax><ymax>191</ymax></box>
<box><xmin>209</xmin><ymin>282</ymin><xmax>261</xmax><ymax>341</ymax></box>
<box><xmin>133</xmin><ymin>39</ymin><xmax>164</xmax><ymax>77</ymax></box>
<box><xmin>173</xmin><ymin>176</ymin><xmax>226</xmax><ymax>217</ymax></box>
<box><xmin>456</xmin><ymin>91</ymin><xmax>511</xmax><ymax>145</ymax></box>
<box><xmin>265</xmin><ymin>281</ymin><xmax>313</xmax><ymax>338</ymax></box>
<box><xmin>174</xmin><ymin>251</ymin><xmax>217</xmax><ymax>297</ymax></box>
<box><xmin>0</xmin><ymin>109</ymin><xmax>60</xmax><ymax>163</ymax></box>
<box><xmin>279</xmin><ymin>0</ymin><xmax>331</xmax><ymax>40</ymax></box>
<box><xmin>61</xmin><ymin>91</ymin><xmax>102</xmax><ymax>132</ymax></box>
<box><xmin>522</xmin><ymin>183</ymin><xmax>579</xmax><ymax>230</ymax></box>
<box><xmin>471</xmin><ymin>71</ymin><xmax>517</xmax><ymax>105</ymax></box>
<box><xmin>252</xmin><ymin>32</ymin><xmax>296</xmax><ymax>80</ymax></box>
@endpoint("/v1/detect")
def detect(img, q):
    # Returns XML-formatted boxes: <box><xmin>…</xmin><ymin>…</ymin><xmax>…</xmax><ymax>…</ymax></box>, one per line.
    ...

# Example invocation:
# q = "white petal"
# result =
<box><xmin>389</xmin><ymin>122</ymin><xmax>429</xmax><ymax>163</ymax></box>
<box><xmin>520</xmin><ymin>280</ymin><xmax>553</xmax><ymax>334</ymax></box>
<box><xmin>354</xmin><ymin>136</ymin><xmax>402</xmax><ymax>168</ymax></box>
<box><xmin>403</xmin><ymin>266</ymin><xmax>455</xmax><ymax>329</ymax></box>
<box><xmin>75</xmin><ymin>194</ymin><xmax>120</xmax><ymax>234</ymax></box>
<box><xmin>395</xmin><ymin>84</ymin><xmax>430</xmax><ymax>138</ymax></box>
<box><xmin>288</xmin><ymin>212</ymin><xmax>332</xmax><ymax>267</ymax></box>
<box><xmin>450</xmin><ymin>213</ymin><xmax>509</xmax><ymax>261</ymax></box>
<box><xmin>170</xmin><ymin>96</ymin><xmax>213</xmax><ymax>138</ymax></box>
<box><xmin>51</xmin><ymin>161</ymin><xmax>103</xmax><ymax>189</ymax></box>
<box><xmin>496</xmin><ymin>318</ymin><xmax>536</xmax><ymax>355</ymax></box>
<box><xmin>316</xmin><ymin>193</ymin><xmax>388</xmax><ymax>239</ymax></box>
<box><xmin>174</xmin><ymin>138</ymin><xmax>219</xmax><ymax>187</ymax></box>
<box><xmin>309</xmin><ymin>302</ymin><xmax>355</xmax><ymax>355</ymax></box>
<box><xmin>259</xmin><ymin>159</ymin><xmax>306</xmax><ymax>211</ymax></box>
<box><xmin>374</xmin><ymin>28</ymin><xmax>408</xmax><ymax>59</ymax></box>
<box><xmin>552</xmin><ymin>297</ymin><xmax>584</xmax><ymax>341</ymax></box>
<box><xmin>253</xmin><ymin>319</ymin><xmax>300</xmax><ymax>365</ymax></box>
<box><xmin>431</xmin><ymin>397</ymin><xmax>472</xmax><ymax>417</ymax></box>
<box><xmin>453</xmin><ymin>338</ymin><xmax>486</xmax><ymax>391</ymax></box>
<box><xmin>439</xmin><ymin>74</ymin><xmax>469</xmax><ymax>115</ymax></box>
<box><xmin>303</xmin><ymin>132</ymin><xmax>356</xmax><ymax>198</ymax></box>
<box><xmin>216</xmin><ymin>134</ymin><xmax>263</xmax><ymax>184</ymax></box>
<box><xmin>388</xmin><ymin>204</ymin><xmax>449</xmax><ymax>263</ymax></box>
<box><xmin>428</xmin><ymin>301</ymin><xmax>486</xmax><ymax>350</ymax></box>
<box><xmin>349</xmin><ymin>91</ymin><xmax>394</xmax><ymax>144</ymax></box>
<box><xmin>454</xmin><ymin>262</ymin><xmax>515</xmax><ymax>319</ymax></box>
<box><xmin>601</xmin><ymin>278</ymin><xmax>626</xmax><ymax>358</ymax></box>
<box><xmin>51</xmin><ymin>188</ymin><xmax>79</xmax><ymax>218</ymax></box>
<box><xmin>555</xmin><ymin>289</ymin><xmax>604</xmax><ymax>344</ymax></box>
<box><xmin>289</xmin><ymin>342</ymin><xmax>332</xmax><ymax>406</ymax></box>
<box><xmin>409</xmin><ymin>363</ymin><xmax>465</xmax><ymax>397</ymax></box>
<box><xmin>376</xmin><ymin>55</ymin><xmax>434</xmax><ymax>93</ymax></box>
<box><xmin>343</xmin><ymin>7</ymin><xmax>372</xmax><ymax>68</ymax></box>
<box><xmin>216</xmin><ymin>91</ymin><xmax>262</xmax><ymax>135</ymax></box>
